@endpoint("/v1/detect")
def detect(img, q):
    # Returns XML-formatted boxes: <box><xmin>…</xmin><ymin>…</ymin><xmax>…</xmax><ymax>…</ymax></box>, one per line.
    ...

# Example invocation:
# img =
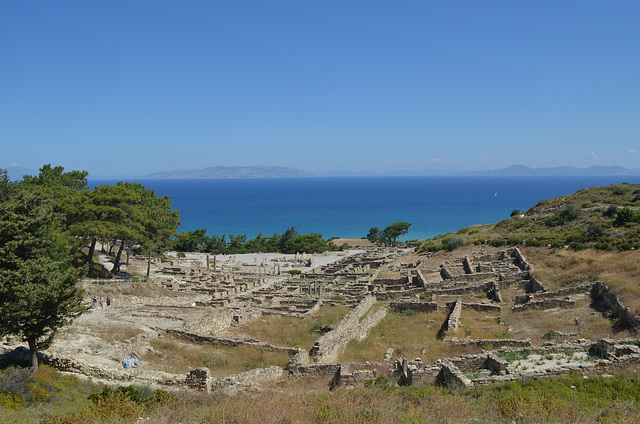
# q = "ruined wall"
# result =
<box><xmin>413</xmin><ymin>268</ymin><xmax>427</xmax><ymax>287</ymax></box>
<box><xmin>426</xmin><ymin>280</ymin><xmax>495</xmax><ymax>296</ymax></box>
<box><xmin>211</xmin><ymin>366</ymin><xmax>284</xmax><ymax>395</ymax></box>
<box><xmin>166</xmin><ymin>330</ymin><xmax>298</xmax><ymax>354</ymax></box>
<box><xmin>445</xmin><ymin>299</ymin><xmax>462</xmax><ymax>332</ymax></box>
<box><xmin>591</xmin><ymin>282</ymin><xmax>640</xmax><ymax>328</ymax></box>
<box><xmin>390</xmin><ymin>301</ymin><xmax>438</xmax><ymax>313</ymax></box>
<box><xmin>288</xmin><ymin>363</ymin><xmax>341</xmax><ymax>378</ymax></box>
<box><xmin>436</xmin><ymin>362</ymin><xmax>473</xmax><ymax>388</ymax></box>
<box><xmin>440</xmin><ymin>266</ymin><xmax>453</xmax><ymax>280</ymax></box>
<box><xmin>333</xmin><ymin>363</ymin><xmax>379</xmax><ymax>388</ymax></box>
<box><xmin>462</xmin><ymin>257</ymin><xmax>473</xmax><ymax>275</ymax></box>
<box><xmin>512</xmin><ymin>298</ymin><xmax>575</xmax><ymax>312</ymax></box>
<box><xmin>311</xmin><ymin>296</ymin><xmax>386</xmax><ymax>363</ymax></box>
<box><xmin>525</xmin><ymin>275</ymin><xmax>546</xmax><ymax>293</ymax></box>
<box><xmin>510</xmin><ymin>247</ymin><xmax>531</xmax><ymax>271</ymax></box>
<box><xmin>186</xmin><ymin>367</ymin><xmax>211</xmax><ymax>392</ymax></box>
<box><xmin>445</xmin><ymin>338</ymin><xmax>532</xmax><ymax>349</ymax></box>
<box><xmin>497</xmin><ymin>271</ymin><xmax>531</xmax><ymax>287</ymax></box>
<box><xmin>462</xmin><ymin>302</ymin><xmax>501</xmax><ymax>313</ymax></box>
<box><xmin>186</xmin><ymin>310</ymin><xmax>235</xmax><ymax>334</ymax></box>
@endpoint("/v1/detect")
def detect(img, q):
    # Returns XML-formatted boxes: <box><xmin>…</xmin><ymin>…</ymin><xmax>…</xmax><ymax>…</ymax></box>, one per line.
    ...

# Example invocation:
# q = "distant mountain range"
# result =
<box><xmin>6</xmin><ymin>164</ymin><xmax>640</xmax><ymax>181</ymax></box>
<box><xmin>464</xmin><ymin>165</ymin><xmax>640</xmax><ymax>176</ymax></box>
<box><xmin>142</xmin><ymin>165</ymin><xmax>315</xmax><ymax>179</ymax></box>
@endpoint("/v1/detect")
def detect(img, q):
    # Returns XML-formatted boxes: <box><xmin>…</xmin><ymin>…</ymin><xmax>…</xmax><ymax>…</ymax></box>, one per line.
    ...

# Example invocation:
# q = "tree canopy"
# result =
<box><xmin>0</xmin><ymin>189</ymin><xmax>85</xmax><ymax>372</ymax></box>
<box><xmin>367</xmin><ymin>222</ymin><xmax>412</xmax><ymax>246</ymax></box>
<box><xmin>171</xmin><ymin>226</ymin><xmax>337</xmax><ymax>254</ymax></box>
<box><xmin>0</xmin><ymin>165</ymin><xmax>181</xmax><ymax>370</ymax></box>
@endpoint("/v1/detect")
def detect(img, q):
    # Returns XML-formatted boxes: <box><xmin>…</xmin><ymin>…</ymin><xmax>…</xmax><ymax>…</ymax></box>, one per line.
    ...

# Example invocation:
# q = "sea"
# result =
<box><xmin>89</xmin><ymin>176</ymin><xmax>640</xmax><ymax>241</ymax></box>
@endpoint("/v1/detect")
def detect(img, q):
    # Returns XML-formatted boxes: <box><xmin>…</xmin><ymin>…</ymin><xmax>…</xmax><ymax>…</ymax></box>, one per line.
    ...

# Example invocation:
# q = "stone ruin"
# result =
<box><xmin>4</xmin><ymin>245</ymin><xmax>639</xmax><ymax>396</ymax></box>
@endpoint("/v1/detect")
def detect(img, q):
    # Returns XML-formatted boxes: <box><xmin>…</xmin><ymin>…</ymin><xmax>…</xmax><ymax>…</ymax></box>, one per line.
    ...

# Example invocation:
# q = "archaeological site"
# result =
<box><xmin>2</xmin><ymin>245</ymin><xmax>639</xmax><ymax>395</ymax></box>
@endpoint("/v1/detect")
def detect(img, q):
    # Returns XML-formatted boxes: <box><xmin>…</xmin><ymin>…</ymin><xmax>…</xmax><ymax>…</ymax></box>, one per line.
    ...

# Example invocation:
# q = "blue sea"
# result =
<box><xmin>90</xmin><ymin>176</ymin><xmax>640</xmax><ymax>241</ymax></box>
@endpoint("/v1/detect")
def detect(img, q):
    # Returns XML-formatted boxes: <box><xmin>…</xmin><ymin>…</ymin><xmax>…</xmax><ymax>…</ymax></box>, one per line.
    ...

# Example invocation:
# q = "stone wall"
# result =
<box><xmin>445</xmin><ymin>299</ymin><xmax>462</xmax><ymax>332</ymax></box>
<box><xmin>510</xmin><ymin>247</ymin><xmax>531</xmax><ymax>271</ymax></box>
<box><xmin>288</xmin><ymin>363</ymin><xmax>341</xmax><ymax>378</ymax></box>
<box><xmin>166</xmin><ymin>330</ymin><xmax>298</xmax><ymax>355</ymax></box>
<box><xmin>186</xmin><ymin>310</ymin><xmax>235</xmax><ymax>334</ymax></box>
<box><xmin>426</xmin><ymin>280</ymin><xmax>495</xmax><ymax>297</ymax></box>
<box><xmin>311</xmin><ymin>296</ymin><xmax>386</xmax><ymax>363</ymax></box>
<box><xmin>445</xmin><ymin>338</ymin><xmax>532</xmax><ymax>349</ymax></box>
<box><xmin>390</xmin><ymin>301</ymin><xmax>438</xmax><ymax>313</ymax></box>
<box><xmin>462</xmin><ymin>302</ymin><xmax>501</xmax><ymax>313</ymax></box>
<box><xmin>512</xmin><ymin>298</ymin><xmax>575</xmax><ymax>312</ymax></box>
<box><xmin>332</xmin><ymin>363</ymin><xmax>379</xmax><ymax>388</ymax></box>
<box><xmin>440</xmin><ymin>266</ymin><xmax>453</xmax><ymax>280</ymax></box>
<box><xmin>211</xmin><ymin>366</ymin><xmax>284</xmax><ymax>395</ymax></box>
<box><xmin>521</xmin><ymin>275</ymin><xmax>547</xmax><ymax>293</ymax></box>
<box><xmin>514</xmin><ymin>283</ymin><xmax>594</xmax><ymax>305</ymax></box>
<box><xmin>413</xmin><ymin>268</ymin><xmax>427</xmax><ymax>287</ymax></box>
<box><xmin>186</xmin><ymin>367</ymin><xmax>211</xmax><ymax>392</ymax></box>
<box><xmin>462</xmin><ymin>257</ymin><xmax>473</xmax><ymax>275</ymax></box>
<box><xmin>435</xmin><ymin>362</ymin><xmax>473</xmax><ymax>388</ymax></box>
<box><xmin>591</xmin><ymin>282</ymin><xmax>640</xmax><ymax>329</ymax></box>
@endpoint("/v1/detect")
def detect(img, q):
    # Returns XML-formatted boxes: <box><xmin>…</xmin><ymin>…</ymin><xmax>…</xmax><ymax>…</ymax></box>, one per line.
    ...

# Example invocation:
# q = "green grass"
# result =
<box><xmin>8</xmin><ymin>367</ymin><xmax>639</xmax><ymax>424</ymax></box>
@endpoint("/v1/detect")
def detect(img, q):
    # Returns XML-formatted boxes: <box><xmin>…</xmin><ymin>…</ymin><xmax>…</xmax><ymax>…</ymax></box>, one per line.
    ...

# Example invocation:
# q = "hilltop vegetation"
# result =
<box><xmin>418</xmin><ymin>183</ymin><xmax>640</xmax><ymax>253</ymax></box>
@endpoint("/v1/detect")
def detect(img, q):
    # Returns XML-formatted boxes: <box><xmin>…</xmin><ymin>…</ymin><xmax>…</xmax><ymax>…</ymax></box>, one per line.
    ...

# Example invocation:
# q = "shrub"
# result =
<box><xmin>615</xmin><ymin>207</ymin><xmax>639</xmax><ymax>226</ymax></box>
<box><xmin>313</xmin><ymin>404</ymin><xmax>342</xmax><ymax>423</ymax></box>
<box><xmin>618</xmin><ymin>243</ymin><xmax>633</xmax><ymax>251</ymax></box>
<box><xmin>603</xmin><ymin>205</ymin><xmax>618</xmax><ymax>218</ymax></box>
<box><xmin>0</xmin><ymin>366</ymin><xmax>35</xmax><ymax>404</ymax></box>
<box><xmin>441</xmin><ymin>237</ymin><xmax>463</xmax><ymax>251</ymax></box>
<box><xmin>543</xmin><ymin>330</ymin><xmax>559</xmax><ymax>340</ymax></box>
<box><xmin>546</xmin><ymin>204</ymin><xmax>580</xmax><ymax>226</ymax></box>
<box><xmin>594</xmin><ymin>242</ymin><xmax>612</xmax><ymax>251</ymax></box>
<box><xmin>525</xmin><ymin>239</ymin><xmax>543</xmax><ymax>247</ymax></box>
<box><xmin>510</xmin><ymin>210</ymin><xmax>521</xmax><ymax>217</ymax></box>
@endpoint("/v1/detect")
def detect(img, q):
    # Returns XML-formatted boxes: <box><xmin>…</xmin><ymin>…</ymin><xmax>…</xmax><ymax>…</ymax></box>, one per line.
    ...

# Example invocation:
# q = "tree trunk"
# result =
<box><xmin>111</xmin><ymin>241</ymin><xmax>126</xmax><ymax>273</ymax></box>
<box><xmin>147</xmin><ymin>248</ymin><xmax>152</xmax><ymax>277</ymax></box>
<box><xmin>109</xmin><ymin>239</ymin><xmax>117</xmax><ymax>255</ymax></box>
<box><xmin>87</xmin><ymin>238</ymin><xmax>97</xmax><ymax>275</ymax></box>
<box><xmin>28</xmin><ymin>337</ymin><xmax>38</xmax><ymax>373</ymax></box>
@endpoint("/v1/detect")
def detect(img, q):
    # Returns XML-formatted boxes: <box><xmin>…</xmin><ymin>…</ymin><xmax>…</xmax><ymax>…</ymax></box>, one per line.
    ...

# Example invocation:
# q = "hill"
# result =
<box><xmin>465</xmin><ymin>165</ymin><xmax>640</xmax><ymax>176</ymax></box>
<box><xmin>419</xmin><ymin>182</ymin><xmax>640</xmax><ymax>252</ymax></box>
<box><xmin>143</xmin><ymin>165</ymin><xmax>315</xmax><ymax>179</ymax></box>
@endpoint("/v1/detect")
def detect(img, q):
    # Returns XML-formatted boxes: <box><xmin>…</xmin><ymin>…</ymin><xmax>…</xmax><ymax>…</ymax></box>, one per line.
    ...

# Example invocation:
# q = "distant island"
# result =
<box><xmin>143</xmin><ymin>165</ymin><xmax>315</xmax><ymax>179</ymax></box>
<box><xmin>464</xmin><ymin>165</ymin><xmax>640</xmax><ymax>176</ymax></box>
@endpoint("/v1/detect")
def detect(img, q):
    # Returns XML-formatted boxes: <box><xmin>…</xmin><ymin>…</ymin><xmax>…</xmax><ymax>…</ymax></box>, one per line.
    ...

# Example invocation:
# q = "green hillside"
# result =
<box><xmin>418</xmin><ymin>183</ymin><xmax>640</xmax><ymax>252</ymax></box>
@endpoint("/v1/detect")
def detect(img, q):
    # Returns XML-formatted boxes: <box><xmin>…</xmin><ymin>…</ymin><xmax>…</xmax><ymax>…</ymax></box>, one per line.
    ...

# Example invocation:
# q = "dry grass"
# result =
<box><xmin>523</xmin><ymin>247</ymin><xmax>640</xmax><ymax>311</ymax></box>
<box><xmin>240</xmin><ymin>305</ymin><xmax>352</xmax><ymax>350</ymax></box>
<box><xmin>499</xmin><ymin>293</ymin><xmax>635</xmax><ymax>342</ymax></box>
<box><xmin>453</xmin><ymin>309</ymin><xmax>504</xmax><ymax>340</ymax></box>
<box><xmin>340</xmin><ymin>308</ymin><xmax>482</xmax><ymax>363</ymax></box>
<box><xmin>143</xmin><ymin>336</ymin><xmax>290</xmax><ymax>376</ymax></box>
<box><xmin>83</xmin><ymin>323</ymin><xmax>144</xmax><ymax>343</ymax></box>
<box><xmin>137</xmin><ymin>373</ymin><xmax>640</xmax><ymax>424</ymax></box>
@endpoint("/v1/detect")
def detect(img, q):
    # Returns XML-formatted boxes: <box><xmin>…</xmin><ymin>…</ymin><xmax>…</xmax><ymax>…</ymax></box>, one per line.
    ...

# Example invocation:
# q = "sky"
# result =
<box><xmin>2</xmin><ymin>1</ymin><xmax>640</xmax><ymax>177</ymax></box>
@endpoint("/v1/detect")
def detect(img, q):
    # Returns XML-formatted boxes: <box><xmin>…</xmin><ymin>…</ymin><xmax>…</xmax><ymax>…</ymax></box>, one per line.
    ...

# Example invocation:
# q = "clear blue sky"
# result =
<box><xmin>2</xmin><ymin>1</ymin><xmax>640</xmax><ymax>177</ymax></box>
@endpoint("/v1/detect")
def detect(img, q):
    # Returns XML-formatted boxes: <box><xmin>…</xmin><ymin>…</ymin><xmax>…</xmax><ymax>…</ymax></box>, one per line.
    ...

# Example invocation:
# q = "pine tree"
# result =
<box><xmin>0</xmin><ymin>191</ymin><xmax>85</xmax><ymax>372</ymax></box>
